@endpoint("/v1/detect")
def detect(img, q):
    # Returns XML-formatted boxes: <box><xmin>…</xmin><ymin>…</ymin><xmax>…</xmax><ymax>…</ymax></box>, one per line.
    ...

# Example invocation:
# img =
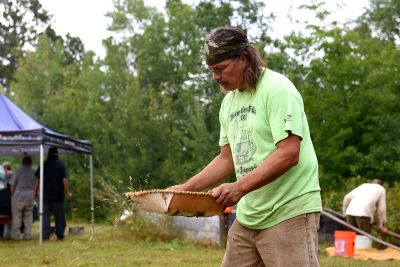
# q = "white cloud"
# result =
<box><xmin>40</xmin><ymin>0</ymin><xmax>113</xmax><ymax>58</ymax></box>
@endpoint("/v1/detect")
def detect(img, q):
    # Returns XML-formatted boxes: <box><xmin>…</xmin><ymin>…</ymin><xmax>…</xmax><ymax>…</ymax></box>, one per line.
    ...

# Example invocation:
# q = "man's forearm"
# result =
<box><xmin>236</xmin><ymin>135</ymin><xmax>300</xmax><ymax>195</ymax></box>
<box><xmin>182</xmin><ymin>153</ymin><xmax>234</xmax><ymax>191</ymax></box>
<box><xmin>342</xmin><ymin>196</ymin><xmax>351</xmax><ymax>215</ymax></box>
<box><xmin>34</xmin><ymin>178</ymin><xmax>39</xmax><ymax>196</ymax></box>
<box><xmin>63</xmin><ymin>178</ymin><xmax>70</xmax><ymax>194</ymax></box>
<box><xmin>377</xmin><ymin>209</ymin><xmax>386</xmax><ymax>227</ymax></box>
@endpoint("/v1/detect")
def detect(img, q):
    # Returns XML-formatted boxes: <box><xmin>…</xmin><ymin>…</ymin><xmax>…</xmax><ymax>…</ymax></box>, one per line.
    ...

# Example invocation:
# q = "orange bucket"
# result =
<box><xmin>224</xmin><ymin>207</ymin><xmax>233</xmax><ymax>214</ymax></box>
<box><xmin>334</xmin><ymin>231</ymin><xmax>356</xmax><ymax>256</ymax></box>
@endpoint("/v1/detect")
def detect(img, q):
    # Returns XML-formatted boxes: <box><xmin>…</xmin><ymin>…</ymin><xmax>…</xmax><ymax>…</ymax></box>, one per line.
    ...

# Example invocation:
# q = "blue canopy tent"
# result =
<box><xmin>0</xmin><ymin>93</ymin><xmax>94</xmax><ymax>243</ymax></box>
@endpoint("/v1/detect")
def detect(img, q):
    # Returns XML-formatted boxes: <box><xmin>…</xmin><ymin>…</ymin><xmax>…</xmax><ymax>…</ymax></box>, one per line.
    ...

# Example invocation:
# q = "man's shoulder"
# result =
<box><xmin>220</xmin><ymin>90</ymin><xmax>236</xmax><ymax>107</ymax></box>
<box><xmin>261</xmin><ymin>69</ymin><xmax>293</xmax><ymax>85</ymax></box>
<box><xmin>258</xmin><ymin>69</ymin><xmax>298</xmax><ymax>96</ymax></box>
<box><xmin>359</xmin><ymin>183</ymin><xmax>385</xmax><ymax>192</ymax></box>
<box><xmin>19</xmin><ymin>166</ymin><xmax>34</xmax><ymax>171</ymax></box>
<box><xmin>47</xmin><ymin>159</ymin><xmax>65</xmax><ymax>166</ymax></box>
<box><xmin>14</xmin><ymin>168</ymin><xmax>23</xmax><ymax>176</ymax></box>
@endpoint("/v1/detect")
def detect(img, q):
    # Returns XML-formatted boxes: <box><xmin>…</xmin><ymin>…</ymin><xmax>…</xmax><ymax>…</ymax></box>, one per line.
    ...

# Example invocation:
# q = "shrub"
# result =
<box><xmin>95</xmin><ymin>176</ymin><xmax>181</xmax><ymax>242</ymax></box>
<box><xmin>386</xmin><ymin>181</ymin><xmax>400</xmax><ymax>233</ymax></box>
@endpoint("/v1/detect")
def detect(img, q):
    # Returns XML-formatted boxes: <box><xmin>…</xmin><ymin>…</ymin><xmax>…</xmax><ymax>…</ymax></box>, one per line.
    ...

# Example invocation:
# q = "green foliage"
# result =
<box><xmin>12</xmin><ymin>34</ymin><xmax>66</xmax><ymax>119</ymax></box>
<box><xmin>386</xmin><ymin>181</ymin><xmax>400</xmax><ymax>233</ymax></box>
<box><xmin>285</xmin><ymin>3</ymin><xmax>400</xmax><ymax>185</ymax></box>
<box><xmin>0</xmin><ymin>0</ymin><xmax>50</xmax><ymax>92</ymax></box>
<box><xmin>96</xmin><ymin>0</ymin><xmax>271</xmax><ymax>190</ymax></box>
<box><xmin>6</xmin><ymin>0</ymin><xmax>400</xmax><ymax>225</ymax></box>
<box><xmin>364</xmin><ymin>0</ymin><xmax>400</xmax><ymax>41</ymax></box>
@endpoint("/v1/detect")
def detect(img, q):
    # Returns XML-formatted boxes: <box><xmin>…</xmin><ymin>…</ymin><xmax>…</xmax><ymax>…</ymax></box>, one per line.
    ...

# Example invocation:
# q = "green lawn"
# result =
<box><xmin>0</xmin><ymin>223</ymin><xmax>399</xmax><ymax>267</ymax></box>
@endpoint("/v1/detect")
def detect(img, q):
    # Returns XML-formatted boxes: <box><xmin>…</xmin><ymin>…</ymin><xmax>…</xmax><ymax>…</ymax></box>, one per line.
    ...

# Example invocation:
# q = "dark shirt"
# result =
<box><xmin>0</xmin><ymin>187</ymin><xmax>11</xmax><ymax>215</ymax></box>
<box><xmin>35</xmin><ymin>155</ymin><xmax>67</xmax><ymax>202</ymax></box>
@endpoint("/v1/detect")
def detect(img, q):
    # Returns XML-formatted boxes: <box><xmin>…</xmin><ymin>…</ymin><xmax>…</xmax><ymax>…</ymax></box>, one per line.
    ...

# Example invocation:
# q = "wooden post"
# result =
<box><xmin>219</xmin><ymin>214</ymin><xmax>229</xmax><ymax>247</ymax></box>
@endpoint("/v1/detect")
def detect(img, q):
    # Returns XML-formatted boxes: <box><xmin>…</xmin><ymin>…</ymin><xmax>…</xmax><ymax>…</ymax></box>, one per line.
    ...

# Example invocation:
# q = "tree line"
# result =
<box><xmin>1</xmin><ymin>0</ymin><xmax>399</xmax><ymax>223</ymax></box>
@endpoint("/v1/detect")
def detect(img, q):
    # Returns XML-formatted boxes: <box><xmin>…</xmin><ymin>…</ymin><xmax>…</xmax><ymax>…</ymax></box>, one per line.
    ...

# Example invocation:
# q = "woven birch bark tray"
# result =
<box><xmin>125</xmin><ymin>189</ymin><xmax>225</xmax><ymax>217</ymax></box>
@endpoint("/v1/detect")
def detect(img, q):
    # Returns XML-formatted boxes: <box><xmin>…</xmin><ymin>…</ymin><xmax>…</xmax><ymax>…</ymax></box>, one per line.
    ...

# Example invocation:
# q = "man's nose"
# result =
<box><xmin>213</xmin><ymin>72</ymin><xmax>221</xmax><ymax>80</ymax></box>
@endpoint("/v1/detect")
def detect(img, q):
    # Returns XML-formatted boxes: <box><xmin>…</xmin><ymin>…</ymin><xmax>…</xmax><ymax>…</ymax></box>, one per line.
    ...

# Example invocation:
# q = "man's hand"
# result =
<box><xmin>208</xmin><ymin>182</ymin><xmax>245</xmax><ymax>207</ymax></box>
<box><xmin>379</xmin><ymin>226</ymin><xmax>388</xmax><ymax>234</ymax></box>
<box><xmin>67</xmin><ymin>191</ymin><xmax>73</xmax><ymax>199</ymax></box>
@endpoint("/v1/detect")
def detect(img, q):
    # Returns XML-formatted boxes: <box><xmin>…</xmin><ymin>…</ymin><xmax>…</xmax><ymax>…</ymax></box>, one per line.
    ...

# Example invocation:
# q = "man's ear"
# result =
<box><xmin>240</xmin><ymin>55</ymin><xmax>248</xmax><ymax>68</ymax></box>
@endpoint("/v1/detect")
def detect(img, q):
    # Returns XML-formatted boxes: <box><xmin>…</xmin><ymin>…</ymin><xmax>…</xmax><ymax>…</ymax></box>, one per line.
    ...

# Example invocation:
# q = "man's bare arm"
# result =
<box><xmin>210</xmin><ymin>133</ymin><xmax>301</xmax><ymax>206</ymax></box>
<box><xmin>63</xmin><ymin>178</ymin><xmax>72</xmax><ymax>198</ymax></box>
<box><xmin>169</xmin><ymin>145</ymin><xmax>235</xmax><ymax>192</ymax></box>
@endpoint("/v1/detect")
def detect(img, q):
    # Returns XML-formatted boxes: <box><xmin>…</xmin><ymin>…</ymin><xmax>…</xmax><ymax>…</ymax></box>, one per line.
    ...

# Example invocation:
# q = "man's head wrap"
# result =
<box><xmin>204</xmin><ymin>35</ymin><xmax>249</xmax><ymax>65</ymax></box>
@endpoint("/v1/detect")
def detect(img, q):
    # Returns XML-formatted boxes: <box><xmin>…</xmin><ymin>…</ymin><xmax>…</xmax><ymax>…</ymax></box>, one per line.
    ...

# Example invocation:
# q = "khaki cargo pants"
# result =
<box><xmin>222</xmin><ymin>212</ymin><xmax>320</xmax><ymax>267</ymax></box>
<box><xmin>11</xmin><ymin>196</ymin><xmax>34</xmax><ymax>240</ymax></box>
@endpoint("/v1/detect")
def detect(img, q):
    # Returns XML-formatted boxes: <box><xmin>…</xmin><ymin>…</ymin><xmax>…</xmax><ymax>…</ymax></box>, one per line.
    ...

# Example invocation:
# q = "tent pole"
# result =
<box><xmin>39</xmin><ymin>144</ymin><xmax>44</xmax><ymax>244</ymax></box>
<box><xmin>89</xmin><ymin>155</ymin><xmax>95</xmax><ymax>234</ymax></box>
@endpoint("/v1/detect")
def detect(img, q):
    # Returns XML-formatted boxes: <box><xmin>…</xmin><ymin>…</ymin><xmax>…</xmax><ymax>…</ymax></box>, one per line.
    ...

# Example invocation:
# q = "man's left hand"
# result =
<box><xmin>379</xmin><ymin>226</ymin><xmax>388</xmax><ymax>234</ymax></box>
<box><xmin>208</xmin><ymin>182</ymin><xmax>244</xmax><ymax>207</ymax></box>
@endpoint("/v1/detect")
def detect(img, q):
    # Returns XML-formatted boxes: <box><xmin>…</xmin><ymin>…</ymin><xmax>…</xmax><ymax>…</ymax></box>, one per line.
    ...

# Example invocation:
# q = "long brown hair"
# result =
<box><xmin>206</xmin><ymin>27</ymin><xmax>266</xmax><ymax>91</ymax></box>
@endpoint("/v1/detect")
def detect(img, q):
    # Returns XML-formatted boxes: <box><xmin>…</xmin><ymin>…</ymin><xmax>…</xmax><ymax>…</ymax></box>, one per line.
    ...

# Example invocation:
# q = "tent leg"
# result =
<box><xmin>89</xmin><ymin>155</ymin><xmax>95</xmax><ymax>234</ymax></box>
<box><xmin>39</xmin><ymin>144</ymin><xmax>44</xmax><ymax>244</ymax></box>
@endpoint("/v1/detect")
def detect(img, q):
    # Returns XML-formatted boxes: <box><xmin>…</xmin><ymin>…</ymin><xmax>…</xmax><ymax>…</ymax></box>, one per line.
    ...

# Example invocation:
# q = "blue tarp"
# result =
<box><xmin>0</xmin><ymin>93</ymin><xmax>92</xmax><ymax>155</ymax></box>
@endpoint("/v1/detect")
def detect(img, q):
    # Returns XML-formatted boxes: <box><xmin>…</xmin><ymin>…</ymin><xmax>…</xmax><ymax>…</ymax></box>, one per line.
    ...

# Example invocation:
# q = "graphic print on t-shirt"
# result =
<box><xmin>234</xmin><ymin>125</ymin><xmax>256</xmax><ymax>164</ymax></box>
<box><xmin>231</xmin><ymin>105</ymin><xmax>257</xmax><ymax>166</ymax></box>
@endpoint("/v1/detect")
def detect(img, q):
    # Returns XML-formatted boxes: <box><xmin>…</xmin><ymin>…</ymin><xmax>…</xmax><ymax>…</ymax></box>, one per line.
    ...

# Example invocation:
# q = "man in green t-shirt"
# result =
<box><xmin>170</xmin><ymin>26</ymin><xmax>322</xmax><ymax>267</ymax></box>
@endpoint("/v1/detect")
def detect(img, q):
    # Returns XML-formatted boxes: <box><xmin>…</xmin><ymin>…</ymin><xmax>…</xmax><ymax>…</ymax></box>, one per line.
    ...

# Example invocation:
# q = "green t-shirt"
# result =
<box><xmin>219</xmin><ymin>69</ymin><xmax>322</xmax><ymax>229</ymax></box>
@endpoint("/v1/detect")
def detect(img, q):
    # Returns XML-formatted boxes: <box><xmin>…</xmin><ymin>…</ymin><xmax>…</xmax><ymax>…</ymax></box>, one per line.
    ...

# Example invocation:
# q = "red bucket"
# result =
<box><xmin>334</xmin><ymin>231</ymin><xmax>356</xmax><ymax>256</ymax></box>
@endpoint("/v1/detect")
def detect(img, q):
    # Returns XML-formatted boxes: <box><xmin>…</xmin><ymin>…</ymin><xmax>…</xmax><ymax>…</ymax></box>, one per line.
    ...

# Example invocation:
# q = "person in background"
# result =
<box><xmin>343</xmin><ymin>179</ymin><xmax>388</xmax><ymax>234</ymax></box>
<box><xmin>35</xmin><ymin>147</ymin><xmax>72</xmax><ymax>241</ymax></box>
<box><xmin>10</xmin><ymin>156</ymin><xmax>35</xmax><ymax>240</ymax></box>
<box><xmin>3</xmin><ymin>162</ymin><xmax>14</xmax><ymax>187</ymax></box>
<box><xmin>2</xmin><ymin>162</ymin><xmax>13</xmax><ymax>239</ymax></box>
<box><xmin>169</xmin><ymin>26</ymin><xmax>322</xmax><ymax>266</ymax></box>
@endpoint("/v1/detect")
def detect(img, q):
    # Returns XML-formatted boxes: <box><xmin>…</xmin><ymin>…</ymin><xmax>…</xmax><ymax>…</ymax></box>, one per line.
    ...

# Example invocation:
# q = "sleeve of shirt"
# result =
<box><xmin>343</xmin><ymin>190</ymin><xmax>354</xmax><ymax>215</ymax></box>
<box><xmin>267</xmin><ymin>90</ymin><xmax>304</xmax><ymax>144</ymax></box>
<box><xmin>219</xmin><ymin>97</ymin><xmax>229</xmax><ymax>147</ymax></box>
<box><xmin>376</xmin><ymin>189</ymin><xmax>387</xmax><ymax>227</ymax></box>
<box><xmin>34</xmin><ymin>168</ymin><xmax>40</xmax><ymax>178</ymax></box>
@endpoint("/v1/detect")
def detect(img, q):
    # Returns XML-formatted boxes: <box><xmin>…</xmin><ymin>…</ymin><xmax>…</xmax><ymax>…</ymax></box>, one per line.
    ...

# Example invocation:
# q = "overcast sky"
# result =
<box><xmin>39</xmin><ymin>0</ymin><xmax>370</xmax><ymax>58</ymax></box>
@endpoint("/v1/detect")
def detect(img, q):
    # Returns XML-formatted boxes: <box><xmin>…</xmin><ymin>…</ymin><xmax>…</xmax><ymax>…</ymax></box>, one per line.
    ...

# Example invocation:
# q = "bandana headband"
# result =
<box><xmin>204</xmin><ymin>36</ymin><xmax>249</xmax><ymax>65</ymax></box>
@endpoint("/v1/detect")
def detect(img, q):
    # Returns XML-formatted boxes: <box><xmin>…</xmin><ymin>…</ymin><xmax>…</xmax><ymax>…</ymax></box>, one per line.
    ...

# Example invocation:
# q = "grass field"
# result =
<box><xmin>0</xmin><ymin>222</ymin><xmax>399</xmax><ymax>267</ymax></box>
